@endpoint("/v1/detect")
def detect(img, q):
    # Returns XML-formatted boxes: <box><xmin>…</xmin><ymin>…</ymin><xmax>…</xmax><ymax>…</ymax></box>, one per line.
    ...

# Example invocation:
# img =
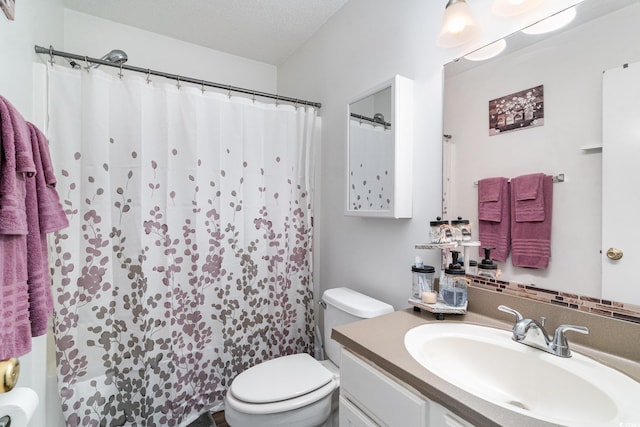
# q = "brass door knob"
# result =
<box><xmin>606</xmin><ymin>248</ymin><xmax>623</xmax><ymax>261</ymax></box>
<box><xmin>0</xmin><ymin>357</ymin><xmax>20</xmax><ymax>393</ymax></box>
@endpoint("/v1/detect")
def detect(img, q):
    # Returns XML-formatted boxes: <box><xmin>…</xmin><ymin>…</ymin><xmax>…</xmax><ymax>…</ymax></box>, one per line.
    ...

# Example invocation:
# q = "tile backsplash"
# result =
<box><xmin>469</xmin><ymin>275</ymin><xmax>640</xmax><ymax>324</ymax></box>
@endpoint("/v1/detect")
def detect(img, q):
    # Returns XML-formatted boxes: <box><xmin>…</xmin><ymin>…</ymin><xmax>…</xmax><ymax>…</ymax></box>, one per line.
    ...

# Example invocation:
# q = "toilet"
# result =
<box><xmin>224</xmin><ymin>287</ymin><xmax>394</xmax><ymax>427</ymax></box>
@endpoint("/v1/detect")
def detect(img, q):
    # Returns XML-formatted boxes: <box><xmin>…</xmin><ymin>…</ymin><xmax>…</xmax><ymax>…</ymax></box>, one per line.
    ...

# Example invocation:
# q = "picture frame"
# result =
<box><xmin>489</xmin><ymin>85</ymin><xmax>544</xmax><ymax>136</ymax></box>
<box><xmin>0</xmin><ymin>0</ymin><xmax>15</xmax><ymax>21</ymax></box>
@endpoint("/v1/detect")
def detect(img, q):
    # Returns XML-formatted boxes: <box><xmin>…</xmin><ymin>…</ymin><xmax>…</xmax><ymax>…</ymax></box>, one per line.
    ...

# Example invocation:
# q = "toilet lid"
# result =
<box><xmin>230</xmin><ymin>353</ymin><xmax>334</xmax><ymax>404</ymax></box>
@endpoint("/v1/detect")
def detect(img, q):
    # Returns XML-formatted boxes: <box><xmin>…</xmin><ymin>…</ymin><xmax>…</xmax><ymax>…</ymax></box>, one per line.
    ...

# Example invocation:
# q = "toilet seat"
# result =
<box><xmin>227</xmin><ymin>353</ymin><xmax>338</xmax><ymax>415</ymax></box>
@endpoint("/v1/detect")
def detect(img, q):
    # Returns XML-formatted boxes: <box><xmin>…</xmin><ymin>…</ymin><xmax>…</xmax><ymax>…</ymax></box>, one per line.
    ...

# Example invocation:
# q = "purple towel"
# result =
<box><xmin>478</xmin><ymin>177</ymin><xmax>510</xmax><ymax>262</ymax></box>
<box><xmin>511</xmin><ymin>175</ymin><xmax>553</xmax><ymax>269</ymax></box>
<box><xmin>29</xmin><ymin>123</ymin><xmax>69</xmax><ymax>234</ymax></box>
<box><xmin>478</xmin><ymin>177</ymin><xmax>505</xmax><ymax>222</ymax></box>
<box><xmin>0</xmin><ymin>236</ymin><xmax>31</xmax><ymax>359</ymax></box>
<box><xmin>25</xmin><ymin>123</ymin><xmax>69</xmax><ymax>336</ymax></box>
<box><xmin>513</xmin><ymin>173</ymin><xmax>545</xmax><ymax>222</ymax></box>
<box><xmin>0</xmin><ymin>96</ymin><xmax>34</xmax><ymax>359</ymax></box>
<box><xmin>0</xmin><ymin>96</ymin><xmax>36</xmax><ymax>235</ymax></box>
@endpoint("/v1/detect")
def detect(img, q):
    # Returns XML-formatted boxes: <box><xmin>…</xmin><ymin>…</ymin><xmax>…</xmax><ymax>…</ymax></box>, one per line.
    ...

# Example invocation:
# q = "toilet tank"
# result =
<box><xmin>321</xmin><ymin>287</ymin><xmax>394</xmax><ymax>366</ymax></box>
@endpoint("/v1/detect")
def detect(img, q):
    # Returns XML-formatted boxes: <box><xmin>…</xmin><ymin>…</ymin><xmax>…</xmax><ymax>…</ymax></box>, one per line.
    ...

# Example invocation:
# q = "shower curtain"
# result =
<box><xmin>46</xmin><ymin>66</ymin><xmax>318</xmax><ymax>426</ymax></box>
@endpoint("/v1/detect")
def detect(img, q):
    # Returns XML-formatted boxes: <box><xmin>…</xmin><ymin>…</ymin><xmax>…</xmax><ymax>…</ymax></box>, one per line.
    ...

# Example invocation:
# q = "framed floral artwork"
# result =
<box><xmin>489</xmin><ymin>85</ymin><xmax>544</xmax><ymax>136</ymax></box>
<box><xmin>0</xmin><ymin>0</ymin><xmax>15</xmax><ymax>20</ymax></box>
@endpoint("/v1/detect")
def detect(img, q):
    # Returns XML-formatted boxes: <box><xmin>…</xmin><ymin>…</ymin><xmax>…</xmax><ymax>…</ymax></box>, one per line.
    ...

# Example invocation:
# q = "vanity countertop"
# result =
<box><xmin>331</xmin><ymin>307</ymin><xmax>640</xmax><ymax>427</ymax></box>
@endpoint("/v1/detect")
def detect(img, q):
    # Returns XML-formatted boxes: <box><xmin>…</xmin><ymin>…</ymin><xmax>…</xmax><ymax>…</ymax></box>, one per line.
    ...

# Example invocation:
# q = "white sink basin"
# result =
<box><xmin>405</xmin><ymin>322</ymin><xmax>640</xmax><ymax>426</ymax></box>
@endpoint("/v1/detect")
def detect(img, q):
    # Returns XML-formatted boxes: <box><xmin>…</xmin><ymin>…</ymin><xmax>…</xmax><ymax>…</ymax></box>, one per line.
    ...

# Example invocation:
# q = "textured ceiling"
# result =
<box><xmin>63</xmin><ymin>0</ymin><xmax>349</xmax><ymax>65</ymax></box>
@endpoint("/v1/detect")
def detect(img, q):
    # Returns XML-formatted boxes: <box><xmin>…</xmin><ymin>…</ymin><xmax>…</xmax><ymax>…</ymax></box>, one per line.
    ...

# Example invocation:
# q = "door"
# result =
<box><xmin>602</xmin><ymin>61</ymin><xmax>640</xmax><ymax>305</ymax></box>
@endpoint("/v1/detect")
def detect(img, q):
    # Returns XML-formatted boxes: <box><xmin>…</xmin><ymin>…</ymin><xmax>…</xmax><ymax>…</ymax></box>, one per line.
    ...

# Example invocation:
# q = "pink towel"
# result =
<box><xmin>511</xmin><ymin>175</ymin><xmax>553</xmax><ymax>269</ymax></box>
<box><xmin>0</xmin><ymin>96</ymin><xmax>35</xmax><ymax>235</ymax></box>
<box><xmin>0</xmin><ymin>236</ymin><xmax>31</xmax><ymax>359</ymax></box>
<box><xmin>0</xmin><ymin>96</ymin><xmax>34</xmax><ymax>359</ymax></box>
<box><xmin>478</xmin><ymin>177</ymin><xmax>510</xmax><ymax>262</ymax></box>
<box><xmin>25</xmin><ymin>123</ymin><xmax>69</xmax><ymax>336</ymax></box>
<box><xmin>478</xmin><ymin>177</ymin><xmax>504</xmax><ymax>222</ymax></box>
<box><xmin>513</xmin><ymin>173</ymin><xmax>545</xmax><ymax>222</ymax></box>
<box><xmin>29</xmin><ymin>123</ymin><xmax>69</xmax><ymax>234</ymax></box>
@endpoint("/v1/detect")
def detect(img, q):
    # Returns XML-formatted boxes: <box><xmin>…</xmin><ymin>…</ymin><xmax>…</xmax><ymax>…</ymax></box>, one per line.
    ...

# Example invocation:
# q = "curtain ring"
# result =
<box><xmin>227</xmin><ymin>85</ymin><xmax>232</xmax><ymax>99</ymax></box>
<box><xmin>176</xmin><ymin>76</ymin><xmax>181</xmax><ymax>90</ymax></box>
<box><xmin>146</xmin><ymin>69</ymin><xmax>151</xmax><ymax>84</ymax></box>
<box><xmin>295</xmin><ymin>99</ymin><xmax>299</xmax><ymax>109</ymax></box>
<box><xmin>118</xmin><ymin>63</ymin><xmax>124</xmax><ymax>79</ymax></box>
<box><xmin>201</xmin><ymin>80</ymin><xmax>205</xmax><ymax>94</ymax></box>
<box><xmin>252</xmin><ymin>90</ymin><xmax>256</xmax><ymax>103</ymax></box>
<box><xmin>48</xmin><ymin>45</ymin><xmax>55</xmax><ymax>65</ymax></box>
<box><xmin>84</xmin><ymin>56</ymin><xmax>90</xmax><ymax>72</ymax></box>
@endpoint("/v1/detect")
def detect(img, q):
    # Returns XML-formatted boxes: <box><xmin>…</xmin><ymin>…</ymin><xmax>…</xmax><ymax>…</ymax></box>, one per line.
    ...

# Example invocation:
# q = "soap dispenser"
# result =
<box><xmin>440</xmin><ymin>251</ymin><xmax>468</xmax><ymax>307</ymax></box>
<box><xmin>478</xmin><ymin>247</ymin><xmax>498</xmax><ymax>279</ymax></box>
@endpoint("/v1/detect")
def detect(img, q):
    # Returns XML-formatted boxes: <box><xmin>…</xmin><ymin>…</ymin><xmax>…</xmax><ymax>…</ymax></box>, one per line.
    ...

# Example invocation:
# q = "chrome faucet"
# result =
<box><xmin>498</xmin><ymin>305</ymin><xmax>589</xmax><ymax>357</ymax></box>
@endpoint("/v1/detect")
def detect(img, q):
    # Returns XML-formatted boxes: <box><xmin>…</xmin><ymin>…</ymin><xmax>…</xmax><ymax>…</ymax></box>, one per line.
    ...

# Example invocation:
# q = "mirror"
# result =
<box><xmin>443</xmin><ymin>0</ymin><xmax>640</xmax><ymax>304</ymax></box>
<box><xmin>346</xmin><ymin>75</ymin><xmax>413</xmax><ymax>218</ymax></box>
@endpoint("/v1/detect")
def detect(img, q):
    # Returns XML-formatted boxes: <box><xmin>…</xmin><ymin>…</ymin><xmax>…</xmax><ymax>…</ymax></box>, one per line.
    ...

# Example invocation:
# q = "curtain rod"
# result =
<box><xmin>349</xmin><ymin>112</ymin><xmax>391</xmax><ymax>128</ymax></box>
<box><xmin>34</xmin><ymin>45</ymin><xmax>322</xmax><ymax>109</ymax></box>
<box><xmin>473</xmin><ymin>173</ymin><xmax>565</xmax><ymax>185</ymax></box>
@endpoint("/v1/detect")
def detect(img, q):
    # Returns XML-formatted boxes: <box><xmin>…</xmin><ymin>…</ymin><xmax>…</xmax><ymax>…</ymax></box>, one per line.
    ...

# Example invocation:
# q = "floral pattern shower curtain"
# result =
<box><xmin>46</xmin><ymin>67</ymin><xmax>318</xmax><ymax>426</ymax></box>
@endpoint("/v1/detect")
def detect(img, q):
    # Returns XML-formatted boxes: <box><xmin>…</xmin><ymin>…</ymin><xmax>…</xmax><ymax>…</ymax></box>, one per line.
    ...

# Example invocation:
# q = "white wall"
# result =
<box><xmin>278</xmin><ymin>0</ymin><xmax>583</xmax><ymax>310</ymax></box>
<box><xmin>0</xmin><ymin>0</ymin><xmax>63</xmax><ymax>114</ymax></box>
<box><xmin>445</xmin><ymin>4</ymin><xmax>640</xmax><ymax>298</ymax></box>
<box><xmin>64</xmin><ymin>9</ymin><xmax>277</xmax><ymax>94</ymax></box>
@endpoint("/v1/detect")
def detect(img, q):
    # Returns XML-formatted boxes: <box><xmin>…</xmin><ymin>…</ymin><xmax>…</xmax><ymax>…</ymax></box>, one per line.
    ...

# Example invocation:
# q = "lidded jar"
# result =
<box><xmin>429</xmin><ymin>216</ymin><xmax>451</xmax><ymax>243</ymax></box>
<box><xmin>411</xmin><ymin>264</ymin><xmax>435</xmax><ymax>299</ymax></box>
<box><xmin>451</xmin><ymin>216</ymin><xmax>471</xmax><ymax>242</ymax></box>
<box><xmin>467</xmin><ymin>259</ymin><xmax>478</xmax><ymax>275</ymax></box>
<box><xmin>440</xmin><ymin>251</ymin><xmax>468</xmax><ymax>307</ymax></box>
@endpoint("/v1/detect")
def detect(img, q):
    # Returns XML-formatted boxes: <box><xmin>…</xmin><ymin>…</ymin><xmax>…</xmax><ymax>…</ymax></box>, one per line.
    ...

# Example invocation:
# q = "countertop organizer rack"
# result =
<box><xmin>411</xmin><ymin>241</ymin><xmax>480</xmax><ymax>318</ymax></box>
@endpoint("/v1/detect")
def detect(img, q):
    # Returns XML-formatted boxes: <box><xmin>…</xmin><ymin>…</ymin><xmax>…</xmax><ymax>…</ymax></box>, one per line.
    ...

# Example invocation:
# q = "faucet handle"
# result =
<box><xmin>551</xmin><ymin>325</ymin><xmax>589</xmax><ymax>357</ymax></box>
<box><xmin>498</xmin><ymin>305</ymin><xmax>524</xmax><ymax>322</ymax></box>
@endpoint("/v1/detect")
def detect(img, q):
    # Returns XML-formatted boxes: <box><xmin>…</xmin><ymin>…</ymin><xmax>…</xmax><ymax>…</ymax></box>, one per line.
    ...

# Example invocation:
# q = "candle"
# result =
<box><xmin>422</xmin><ymin>292</ymin><xmax>437</xmax><ymax>304</ymax></box>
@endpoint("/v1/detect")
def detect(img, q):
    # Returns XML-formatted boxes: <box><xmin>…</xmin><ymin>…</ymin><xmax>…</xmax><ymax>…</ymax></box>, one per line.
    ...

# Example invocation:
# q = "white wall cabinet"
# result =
<box><xmin>339</xmin><ymin>349</ymin><xmax>473</xmax><ymax>427</ymax></box>
<box><xmin>345</xmin><ymin>75</ymin><xmax>414</xmax><ymax>218</ymax></box>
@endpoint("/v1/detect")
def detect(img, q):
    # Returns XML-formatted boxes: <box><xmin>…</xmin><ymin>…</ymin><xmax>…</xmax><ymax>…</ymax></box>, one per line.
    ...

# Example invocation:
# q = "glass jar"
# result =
<box><xmin>440</xmin><ymin>252</ymin><xmax>468</xmax><ymax>307</ymax></box>
<box><xmin>478</xmin><ymin>247</ymin><xmax>498</xmax><ymax>279</ymax></box>
<box><xmin>411</xmin><ymin>265</ymin><xmax>435</xmax><ymax>299</ymax></box>
<box><xmin>429</xmin><ymin>216</ymin><xmax>451</xmax><ymax>243</ymax></box>
<box><xmin>440</xmin><ymin>269</ymin><xmax>469</xmax><ymax>307</ymax></box>
<box><xmin>467</xmin><ymin>259</ymin><xmax>478</xmax><ymax>275</ymax></box>
<box><xmin>451</xmin><ymin>217</ymin><xmax>471</xmax><ymax>242</ymax></box>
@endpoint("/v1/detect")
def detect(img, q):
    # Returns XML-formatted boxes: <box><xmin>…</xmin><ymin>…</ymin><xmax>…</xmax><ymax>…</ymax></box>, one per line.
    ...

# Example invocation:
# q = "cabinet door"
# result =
<box><xmin>339</xmin><ymin>396</ymin><xmax>378</xmax><ymax>427</ymax></box>
<box><xmin>602</xmin><ymin>61</ymin><xmax>640</xmax><ymax>305</ymax></box>
<box><xmin>340</xmin><ymin>349</ymin><xmax>428</xmax><ymax>426</ymax></box>
<box><xmin>429</xmin><ymin>399</ymin><xmax>475</xmax><ymax>427</ymax></box>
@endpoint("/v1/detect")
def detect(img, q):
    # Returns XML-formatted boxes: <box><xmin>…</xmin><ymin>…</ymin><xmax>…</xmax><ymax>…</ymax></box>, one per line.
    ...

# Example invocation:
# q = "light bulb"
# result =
<box><xmin>437</xmin><ymin>0</ymin><xmax>481</xmax><ymax>48</ymax></box>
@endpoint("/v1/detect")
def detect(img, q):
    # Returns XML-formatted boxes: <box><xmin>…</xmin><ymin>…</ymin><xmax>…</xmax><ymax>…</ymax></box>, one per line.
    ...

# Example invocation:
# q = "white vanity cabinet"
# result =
<box><xmin>339</xmin><ymin>349</ymin><xmax>473</xmax><ymax>427</ymax></box>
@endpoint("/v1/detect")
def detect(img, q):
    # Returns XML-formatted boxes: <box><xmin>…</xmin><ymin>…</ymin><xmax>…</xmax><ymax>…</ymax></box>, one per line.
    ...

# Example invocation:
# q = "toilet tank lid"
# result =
<box><xmin>322</xmin><ymin>287</ymin><xmax>394</xmax><ymax>318</ymax></box>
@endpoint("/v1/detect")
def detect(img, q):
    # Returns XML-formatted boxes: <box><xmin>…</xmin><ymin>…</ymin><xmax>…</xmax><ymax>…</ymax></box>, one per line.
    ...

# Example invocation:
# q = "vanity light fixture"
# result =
<box><xmin>437</xmin><ymin>0</ymin><xmax>481</xmax><ymax>48</ymax></box>
<box><xmin>492</xmin><ymin>0</ymin><xmax>544</xmax><ymax>17</ymax></box>
<box><xmin>521</xmin><ymin>6</ymin><xmax>576</xmax><ymax>35</ymax></box>
<box><xmin>464</xmin><ymin>38</ymin><xmax>507</xmax><ymax>61</ymax></box>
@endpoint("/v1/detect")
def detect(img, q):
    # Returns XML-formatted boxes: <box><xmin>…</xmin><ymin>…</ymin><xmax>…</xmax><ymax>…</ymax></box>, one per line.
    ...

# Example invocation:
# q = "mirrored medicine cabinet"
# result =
<box><xmin>345</xmin><ymin>75</ymin><xmax>413</xmax><ymax>218</ymax></box>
